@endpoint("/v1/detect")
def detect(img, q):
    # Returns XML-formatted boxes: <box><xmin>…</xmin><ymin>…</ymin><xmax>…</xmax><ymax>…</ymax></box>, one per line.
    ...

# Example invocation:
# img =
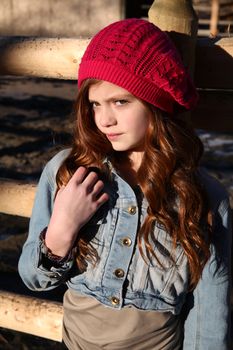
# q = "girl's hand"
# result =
<box><xmin>45</xmin><ymin>167</ymin><xmax>109</xmax><ymax>257</ymax></box>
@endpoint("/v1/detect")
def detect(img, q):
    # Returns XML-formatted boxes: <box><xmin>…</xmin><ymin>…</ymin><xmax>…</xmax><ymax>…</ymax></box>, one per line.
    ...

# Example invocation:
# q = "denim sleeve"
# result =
<box><xmin>183</xmin><ymin>195</ymin><xmax>232</xmax><ymax>350</ymax></box>
<box><xmin>18</xmin><ymin>151</ymin><xmax>74</xmax><ymax>291</ymax></box>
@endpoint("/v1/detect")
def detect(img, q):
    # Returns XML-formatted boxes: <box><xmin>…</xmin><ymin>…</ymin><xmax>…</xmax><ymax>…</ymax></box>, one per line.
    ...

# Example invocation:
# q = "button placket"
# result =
<box><xmin>102</xmin><ymin>195</ymin><xmax>138</xmax><ymax>293</ymax></box>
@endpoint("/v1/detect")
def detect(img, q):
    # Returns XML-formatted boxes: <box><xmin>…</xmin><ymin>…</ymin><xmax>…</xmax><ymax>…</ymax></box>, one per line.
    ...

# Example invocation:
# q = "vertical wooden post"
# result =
<box><xmin>210</xmin><ymin>0</ymin><xmax>220</xmax><ymax>37</ymax></box>
<box><xmin>148</xmin><ymin>0</ymin><xmax>198</xmax><ymax>78</ymax></box>
<box><xmin>148</xmin><ymin>0</ymin><xmax>198</xmax><ymax>123</ymax></box>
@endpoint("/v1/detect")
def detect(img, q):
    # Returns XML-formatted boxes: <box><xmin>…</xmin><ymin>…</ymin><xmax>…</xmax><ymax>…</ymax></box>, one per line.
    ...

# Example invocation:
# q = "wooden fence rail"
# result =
<box><xmin>0</xmin><ymin>291</ymin><xmax>63</xmax><ymax>341</ymax></box>
<box><xmin>0</xmin><ymin>37</ymin><xmax>89</xmax><ymax>80</ymax></box>
<box><xmin>0</xmin><ymin>178</ymin><xmax>36</xmax><ymax>217</ymax></box>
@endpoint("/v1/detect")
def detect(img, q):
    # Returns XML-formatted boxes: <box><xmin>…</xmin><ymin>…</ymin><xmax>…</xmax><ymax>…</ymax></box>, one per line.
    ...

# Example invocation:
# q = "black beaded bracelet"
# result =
<box><xmin>40</xmin><ymin>228</ymin><xmax>74</xmax><ymax>265</ymax></box>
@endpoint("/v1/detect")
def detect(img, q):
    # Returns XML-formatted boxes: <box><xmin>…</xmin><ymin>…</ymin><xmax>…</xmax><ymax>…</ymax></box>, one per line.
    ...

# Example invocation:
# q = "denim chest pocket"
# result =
<box><xmin>148</xmin><ymin>225</ymin><xmax>188</xmax><ymax>302</ymax></box>
<box><xmin>139</xmin><ymin>209</ymin><xmax>183</xmax><ymax>270</ymax></box>
<box><xmin>150</xmin><ymin>223</ymin><xmax>183</xmax><ymax>269</ymax></box>
<box><xmin>129</xmin><ymin>223</ymin><xmax>188</xmax><ymax>303</ymax></box>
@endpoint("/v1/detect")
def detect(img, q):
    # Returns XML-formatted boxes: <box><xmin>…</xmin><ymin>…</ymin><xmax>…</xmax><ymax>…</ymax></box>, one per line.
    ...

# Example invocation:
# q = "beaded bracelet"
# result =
<box><xmin>40</xmin><ymin>228</ymin><xmax>74</xmax><ymax>265</ymax></box>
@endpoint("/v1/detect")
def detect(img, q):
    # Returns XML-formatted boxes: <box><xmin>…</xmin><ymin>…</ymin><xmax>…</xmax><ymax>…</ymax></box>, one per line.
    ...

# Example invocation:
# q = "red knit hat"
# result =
<box><xmin>78</xmin><ymin>18</ymin><xmax>198</xmax><ymax>114</ymax></box>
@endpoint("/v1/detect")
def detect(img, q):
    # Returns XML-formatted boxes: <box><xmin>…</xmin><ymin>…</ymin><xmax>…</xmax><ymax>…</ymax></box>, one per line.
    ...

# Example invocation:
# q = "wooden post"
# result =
<box><xmin>148</xmin><ymin>0</ymin><xmax>198</xmax><ymax>124</ymax></box>
<box><xmin>0</xmin><ymin>291</ymin><xmax>63</xmax><ymax>341</ymax></box>
<box><xmin>210</xmin><ymin>0</ymin><xmax>220</xmax><ymax>37</ymax></box>
<box><xmin>148</xmin><ymin>0</ymin><xmax>198</xmax><ymax>77</ymax></box>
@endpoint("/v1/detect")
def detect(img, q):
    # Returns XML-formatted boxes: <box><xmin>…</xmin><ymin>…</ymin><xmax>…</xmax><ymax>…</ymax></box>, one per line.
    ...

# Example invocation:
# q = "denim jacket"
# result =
<box><xmin>18</xmin><ymin>149</ymin><xmax>232</xmax><ymax>349</ymax></box>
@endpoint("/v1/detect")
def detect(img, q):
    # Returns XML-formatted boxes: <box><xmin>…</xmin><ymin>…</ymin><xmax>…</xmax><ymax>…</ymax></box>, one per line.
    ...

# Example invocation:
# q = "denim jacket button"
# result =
<box><xmin>114</xmin><ymin>268</ymin><xmax>125</xmax><ymax>278</ymax></box>
<box><xmin>111</xmin><ymin>296</ymin><xmax>120</xmax><ymax>306</ymax></box>
<box><xmin>122</xmin><ymin>237</ymin><xmax>132</xmax><ymax>246</ymax></box>
<box><xmin>128</xmin><ymin>206</ymin><xmax>136</xmax><ymax>215</ymax></box>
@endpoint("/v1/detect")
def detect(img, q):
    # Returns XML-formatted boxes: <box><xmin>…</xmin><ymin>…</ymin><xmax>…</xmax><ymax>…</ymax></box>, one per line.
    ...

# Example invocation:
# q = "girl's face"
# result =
<box><xmin>89</xmin><ymin>81</ymin><xmax>150</xmax><ymax>155</ymax></box>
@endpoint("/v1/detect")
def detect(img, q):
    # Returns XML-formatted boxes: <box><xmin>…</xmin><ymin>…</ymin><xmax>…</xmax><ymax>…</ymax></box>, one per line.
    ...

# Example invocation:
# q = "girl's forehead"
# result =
<box><xmin>88</xmin><ymin>81</ymin><xmax>133</xmax><ymax>100</ymax></box>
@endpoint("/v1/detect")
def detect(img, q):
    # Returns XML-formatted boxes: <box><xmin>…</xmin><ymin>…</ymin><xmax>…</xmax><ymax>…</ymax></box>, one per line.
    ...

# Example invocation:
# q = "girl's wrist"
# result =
<box><xmin>39</xmin><ymin>228</ymin><xmax>76</xmax><ymax>268</ymax></box>
<box><xmin>41</xmin><ymin>227</ymin><xmax>75</xmax><ymax>259</ymax></box>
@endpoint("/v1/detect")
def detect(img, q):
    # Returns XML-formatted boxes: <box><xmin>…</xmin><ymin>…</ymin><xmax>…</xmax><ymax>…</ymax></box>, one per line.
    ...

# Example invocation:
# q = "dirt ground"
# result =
<box><xmin>0</xmin><ymin>76</ymin><xmax>232</xmax><ymax>349</ymax></box>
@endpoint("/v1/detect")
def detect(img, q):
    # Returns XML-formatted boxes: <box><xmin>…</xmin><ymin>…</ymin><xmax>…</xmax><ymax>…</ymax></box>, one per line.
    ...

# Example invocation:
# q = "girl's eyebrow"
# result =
<box><xmin>89</xmin><ymin>93</ymin><xmax>133</xmax><ymax>103</ymax></box>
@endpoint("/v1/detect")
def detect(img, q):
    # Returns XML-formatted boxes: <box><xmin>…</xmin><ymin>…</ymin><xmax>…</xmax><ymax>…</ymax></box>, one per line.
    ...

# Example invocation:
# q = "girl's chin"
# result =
<box><xmin>111</xmin><ymin>144</ymin><xmax>143</xmax><ymax>153</ymax></box>
<box><xmin>111</xmin><ymin>146</ymin><xmax>131</xmax><ymax>152</ymax></box>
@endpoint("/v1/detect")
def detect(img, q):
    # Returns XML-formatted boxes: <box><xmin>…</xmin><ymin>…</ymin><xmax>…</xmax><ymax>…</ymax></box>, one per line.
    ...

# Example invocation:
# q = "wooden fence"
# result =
<box><xmin>0</xmin><ymin>0</ymin><xmax>232</xmax><ymax>343</ymax></box>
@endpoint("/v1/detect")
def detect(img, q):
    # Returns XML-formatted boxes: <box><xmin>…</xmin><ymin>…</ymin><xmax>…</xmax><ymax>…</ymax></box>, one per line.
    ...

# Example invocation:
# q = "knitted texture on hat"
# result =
<box><xmin>78</xmin><ymin>18</ymin><xmax>198</xmax><ymax>114</ymax></box>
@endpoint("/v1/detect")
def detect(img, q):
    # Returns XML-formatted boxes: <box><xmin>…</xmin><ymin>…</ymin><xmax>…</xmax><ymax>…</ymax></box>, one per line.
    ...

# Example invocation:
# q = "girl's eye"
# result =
<box><xmin>115</xmin><ymin>100</ymin><xmax>128</xmax><ymax>106</ymax></box>
<box><xmin>90</xmin><ymin>101</ymin><xmax>99</xmax><ymax>108</ymax></box>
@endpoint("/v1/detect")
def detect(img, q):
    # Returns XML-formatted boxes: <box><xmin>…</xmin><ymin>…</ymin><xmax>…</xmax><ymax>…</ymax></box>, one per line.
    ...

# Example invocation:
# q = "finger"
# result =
<box><xmin>96</xmin><ymin>192</ymin><xmax>109</xmax><ymax>207</ymax></box>
<box><xmin>92</xmin><ymin>180</ymin><xmax>105</xmax><ymax>198</ymax></box>
<box><xmin>82</xmin><ymin>172</ymin><xmax>99</xmax><ymax>192</ymax></box>
<box><xmin>70</xmin><ymin>166</ymin><xmax>88</xmax><ymax>185</ymax></box>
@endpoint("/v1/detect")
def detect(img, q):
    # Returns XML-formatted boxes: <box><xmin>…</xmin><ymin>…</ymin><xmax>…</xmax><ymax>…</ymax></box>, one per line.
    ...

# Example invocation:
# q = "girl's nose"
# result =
<box><xmin>99</xmin><ymin>107</ymin><xmax>117</xmax><ymax>127</ymax></box>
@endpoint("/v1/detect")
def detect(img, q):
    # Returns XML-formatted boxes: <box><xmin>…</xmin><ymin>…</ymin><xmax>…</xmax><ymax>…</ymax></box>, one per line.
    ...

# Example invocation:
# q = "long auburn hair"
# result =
<box><xmin>56</xmin><ymin>79</ymin><xmax>212</xmax><ymax>290</ymax></box>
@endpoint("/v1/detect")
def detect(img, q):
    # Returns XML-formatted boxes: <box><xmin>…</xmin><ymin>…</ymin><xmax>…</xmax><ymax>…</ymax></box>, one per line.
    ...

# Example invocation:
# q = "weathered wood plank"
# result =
<box><xmin>0</xmin><ymin>37</ymin><xmax>89</xmax><ymax>79</ymax></box>
<box><xmin>0</xmin><ymin>291</ymin><xmax>63</xmax><ymax>341</ymax></box>
<box><xmin>0</xmin><ymin>178</ymin><xmax>36</xmax><ymax>217</ymax></box>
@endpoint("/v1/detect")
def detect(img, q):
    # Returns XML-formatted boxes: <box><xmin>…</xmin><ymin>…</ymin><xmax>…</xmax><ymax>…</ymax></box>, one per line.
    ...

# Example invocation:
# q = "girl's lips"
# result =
<box><xmin>106</xmin><ymin>133</ymin><xmax>122</xmax><ymax>141</ymax></box>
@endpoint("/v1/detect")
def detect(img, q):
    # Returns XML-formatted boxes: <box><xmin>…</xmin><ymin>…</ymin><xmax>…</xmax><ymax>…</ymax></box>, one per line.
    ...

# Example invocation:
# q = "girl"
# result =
<box><xmin>18</xmin><ymin>19</ymin><xmax>231</xmax><ymax>350</ymax></box>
